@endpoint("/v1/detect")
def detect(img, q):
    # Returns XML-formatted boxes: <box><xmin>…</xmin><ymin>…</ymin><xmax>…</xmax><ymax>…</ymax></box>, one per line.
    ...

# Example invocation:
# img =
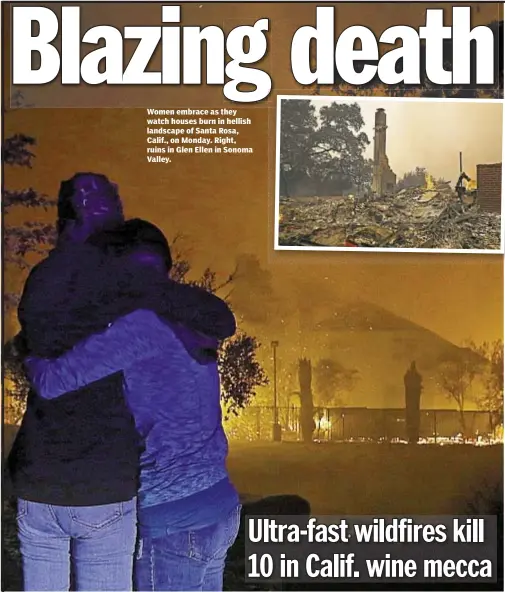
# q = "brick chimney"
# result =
<box><xmin>476</xmin><ymin>163</ymin><xmax>502</xmax><ymax>213</ymax></box>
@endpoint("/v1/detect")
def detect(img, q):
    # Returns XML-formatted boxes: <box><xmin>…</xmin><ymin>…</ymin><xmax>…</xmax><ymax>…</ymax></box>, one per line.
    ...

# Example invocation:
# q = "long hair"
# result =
<box><xmin>87</xmin><ymin>218</ymin><xmax>173</xmax><ymax>271</ymax></box>
<box><xmin>57</xmin><ymin>172</ymin><xmax>123</xmax><ymax>236</ymax></box>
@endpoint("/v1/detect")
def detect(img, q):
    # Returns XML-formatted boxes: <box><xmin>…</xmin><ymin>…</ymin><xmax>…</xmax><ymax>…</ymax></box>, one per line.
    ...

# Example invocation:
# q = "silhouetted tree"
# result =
<box><xmin>279</xmin><ymin>100</ymin><xmax>372</xmax><ymax>197</ymax></box>
<box><xmin>437</xmin><ymin>349</ymin><xmax>483</xmax><ymax>437</ymax></box>
<box><xmin>312</xmin><ymin>102</ymin><xmax>371</xmax><ymax>194</ymax></box>
<box><xmin>3</xmin><ymin>106</ymin><xmax>56</xmax><ymax>423</ymax></box>
<box><xmin>219</xmin><ymin>335</ymin><xmax>268</xmax><ymax>416</ymax></box>
<box><xmin>228</xmin><ymin>254</ymin><xmax>275</xmax><ymax>326</ymax></box>
<box><xmin>3</xmin><ymin>134</ymin><xmax>56</xmax><ymax>308</ymax></box>
<box><xmin>279</xmin><ymin>99</ymin><xmax>318</xmax><ymax>197</ymax></box>
<box><xmin>396</xmin><ymin>167</ymin><xmax>428</xmax><ymax>191</ymax></box>
<box><xmin>314</xmin><ymin>358</ymin><xmax>358</xmax><ymax>407</ymax></box>
<box><xmin>472</xmin><ymin>340</ymin><xmax>504</xmax><ymax>428</ymax></box>
<box><xmin>168</xmin><ymin>247</ymin><xmax>269</xmax><ymax>414</ymax></box>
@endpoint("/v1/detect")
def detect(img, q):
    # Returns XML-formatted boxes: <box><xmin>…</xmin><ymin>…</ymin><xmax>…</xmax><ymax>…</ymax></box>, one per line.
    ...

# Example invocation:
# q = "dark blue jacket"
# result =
<box><xmin>26</xmin><ymin>310</ymin><xmax>236</xmax><ymax>513</ymax></box>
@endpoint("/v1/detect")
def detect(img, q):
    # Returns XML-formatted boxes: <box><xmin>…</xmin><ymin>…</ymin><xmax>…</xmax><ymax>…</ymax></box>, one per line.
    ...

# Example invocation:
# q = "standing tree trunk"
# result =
<box><xmin>458</xmin><ymin>405</ymin><xmax>467</xmax><ymax>440</ymax></box>
<box><xmin>298</xmin><ymin>358</ymin><xmax>315</xmax><ymax>443</ymax></box>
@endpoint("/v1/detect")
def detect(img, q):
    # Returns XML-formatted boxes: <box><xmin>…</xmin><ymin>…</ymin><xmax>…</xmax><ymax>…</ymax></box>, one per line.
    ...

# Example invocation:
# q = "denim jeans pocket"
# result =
<box><xmin>188</xmin><ymin>504</ymin><xmax>242</xmax><ymax>561</ymax></box>
<box><xmin>69</xmin><ymin>502</ymin><xmax>123</xmax><ymax>529</ymax></box>
<box><xmin>164</xmin><ymin>530</ymin><xmax>192</xmax><ymax>558</ymax></box>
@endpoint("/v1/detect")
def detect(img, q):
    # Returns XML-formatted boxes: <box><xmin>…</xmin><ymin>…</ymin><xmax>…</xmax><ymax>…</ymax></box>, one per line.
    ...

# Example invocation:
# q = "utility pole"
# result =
<box><xmin>271</xmin><ymin>340</ymin><xmax>281</xmax><ymax>442</ymax></box>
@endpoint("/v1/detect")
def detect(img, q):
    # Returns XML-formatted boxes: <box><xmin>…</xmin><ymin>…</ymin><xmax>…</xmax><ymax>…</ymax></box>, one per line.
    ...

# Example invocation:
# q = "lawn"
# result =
<box><xmin>3</xmin><ymin>441</ymin><xmax>503</xmax><ymax>591</ymax></box>
<box><xmin>227</xmin><ymin>442</ymin><xmax>503</xmax><ymax>515</ymax></box>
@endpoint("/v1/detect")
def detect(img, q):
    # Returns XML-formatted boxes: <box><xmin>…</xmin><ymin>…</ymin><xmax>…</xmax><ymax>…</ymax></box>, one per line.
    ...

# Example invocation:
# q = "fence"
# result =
<box><xmin>4</xmin><ymin>395</ymin><xmax>499</xmax><ymax>443</ymax></box>
<box><xmin>224</xmin><ymin>406</ymin><xmax>500</xmax><ymax>443</ymax></box>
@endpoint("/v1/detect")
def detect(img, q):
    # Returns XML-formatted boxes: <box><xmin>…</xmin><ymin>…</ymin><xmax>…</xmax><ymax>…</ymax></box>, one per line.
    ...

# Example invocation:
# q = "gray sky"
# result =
<box><xmin>313</xmin><ymin>98</ymin><xmax>503</xmax><ymax>184</ymax></box>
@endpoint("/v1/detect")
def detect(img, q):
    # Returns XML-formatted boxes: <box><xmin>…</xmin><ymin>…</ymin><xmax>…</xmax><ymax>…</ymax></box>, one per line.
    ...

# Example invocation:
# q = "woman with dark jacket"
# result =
<box><xmin>9</xmin><ymin>173</ymin><xmax>236</xmax><ymax>591</ymax></box>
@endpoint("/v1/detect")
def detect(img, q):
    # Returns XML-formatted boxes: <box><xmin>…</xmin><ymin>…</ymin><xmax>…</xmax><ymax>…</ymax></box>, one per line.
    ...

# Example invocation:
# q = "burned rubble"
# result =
<box><xmin>278</xmin><ymin>183</ymin><xmax>502</xmax><ymax>250</ymax></box>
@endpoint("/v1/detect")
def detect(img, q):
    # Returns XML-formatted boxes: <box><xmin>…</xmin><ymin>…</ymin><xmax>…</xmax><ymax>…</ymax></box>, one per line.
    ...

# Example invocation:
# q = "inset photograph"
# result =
<box><xmin>275</xmin><ymin>96</ymin><xmax>503</xmax><ymax>252</ymax></box>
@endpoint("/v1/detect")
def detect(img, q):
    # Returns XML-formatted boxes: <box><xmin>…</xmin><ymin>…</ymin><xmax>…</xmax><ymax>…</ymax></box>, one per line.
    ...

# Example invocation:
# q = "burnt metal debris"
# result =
<box><xmin>278</xmin><ymin>183</ymin><xmax>501</xmax><ymax>250</ymax></box>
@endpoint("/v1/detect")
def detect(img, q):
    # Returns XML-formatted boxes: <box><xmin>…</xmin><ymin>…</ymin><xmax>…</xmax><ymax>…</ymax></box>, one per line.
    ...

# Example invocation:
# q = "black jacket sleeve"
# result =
<box><xmin>156</xmin><ymin>279</ymin><xmax>236</xmax><ymax>340</ymax></box>
<box><xmin>19</xmin><ymin>245</ymin><xmax>236</xmax><ymax>356</ymax></box>
<box><xmin>102</xmin><ymin>259</ymin><xmax>237</xmax><ymax>341</ymax></box>
<box><xmin>114</xmin><ymin>268</ymin><xmax>237</xmax><ymax>340</ymax></box>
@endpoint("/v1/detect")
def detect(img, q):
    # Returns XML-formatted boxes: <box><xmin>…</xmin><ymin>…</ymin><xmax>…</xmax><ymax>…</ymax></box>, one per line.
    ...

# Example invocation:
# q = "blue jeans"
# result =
<box><xmin>17</xmin><ymin>498</ymin><xmax>137</xmax><ymax>591</ymax></box>
<box><xmin>134</xmin><ymin>504</ymin><xmax>241</xmax><ymax>591</ymax></box>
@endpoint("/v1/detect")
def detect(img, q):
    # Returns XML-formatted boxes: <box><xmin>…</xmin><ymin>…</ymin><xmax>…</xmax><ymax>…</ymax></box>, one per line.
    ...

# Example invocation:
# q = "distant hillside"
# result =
<box><xmin>295</xmin><ymin>300</ymin><xmax>486</xmax><ymax>409</ymax></box>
